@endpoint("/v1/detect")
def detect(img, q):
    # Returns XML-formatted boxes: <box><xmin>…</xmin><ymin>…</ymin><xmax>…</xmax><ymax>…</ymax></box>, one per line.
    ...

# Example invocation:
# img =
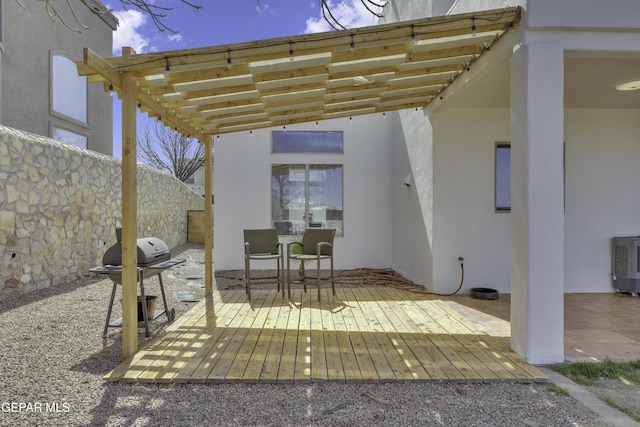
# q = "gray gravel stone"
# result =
<box><xmin>0</xmin><ymin>244</ymin><xmax>614</xmax><ymax>426</ymax></box>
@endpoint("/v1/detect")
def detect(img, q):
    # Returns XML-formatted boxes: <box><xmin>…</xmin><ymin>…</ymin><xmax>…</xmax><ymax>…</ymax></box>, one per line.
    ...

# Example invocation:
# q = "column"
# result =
<box><xmin>510</xmin><ymin>41</ymin><xmax>565</xmax><ymax>363</ymax></box>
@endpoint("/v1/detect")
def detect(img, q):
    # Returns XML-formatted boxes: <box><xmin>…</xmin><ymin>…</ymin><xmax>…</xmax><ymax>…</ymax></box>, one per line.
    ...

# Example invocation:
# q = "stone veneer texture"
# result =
<box><xmin>0</xmin><ymin>126</ymin><xmax>204</xmax><ymax>300</ymax></box>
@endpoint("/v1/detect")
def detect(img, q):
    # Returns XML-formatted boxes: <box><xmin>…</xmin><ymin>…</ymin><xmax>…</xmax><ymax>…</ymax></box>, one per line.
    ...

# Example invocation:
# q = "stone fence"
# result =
<box><xmin>0</xmin><ymin>126</ymin><xmax>204</xmax><ymax>300</ymax></box>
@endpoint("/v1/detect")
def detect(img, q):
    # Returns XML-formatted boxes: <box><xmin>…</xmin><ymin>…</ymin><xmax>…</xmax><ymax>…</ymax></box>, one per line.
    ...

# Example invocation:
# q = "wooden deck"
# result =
<box><xmin>104</xmin><ymin>287</ymin><xmax>548</xmax><ymax>384</ymax></box>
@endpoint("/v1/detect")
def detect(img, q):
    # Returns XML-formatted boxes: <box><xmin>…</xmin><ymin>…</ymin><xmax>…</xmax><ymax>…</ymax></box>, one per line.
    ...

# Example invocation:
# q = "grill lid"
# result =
<box><xmin>102</xmin><ymin>237</ymin><xmax>171</xmax><ymax>268</ymax></box>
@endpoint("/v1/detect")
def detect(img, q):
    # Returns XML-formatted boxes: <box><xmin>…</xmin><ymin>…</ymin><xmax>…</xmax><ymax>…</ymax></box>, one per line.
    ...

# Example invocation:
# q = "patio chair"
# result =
<box><xmin>244</xmin><ymin>229</ymin><xmax>284</xmax><ymax>301</ymax></box>
<box><xmin>287</xmin><ymin>228</ymin><xmax>336</xmax><ymax>301</ymax></box>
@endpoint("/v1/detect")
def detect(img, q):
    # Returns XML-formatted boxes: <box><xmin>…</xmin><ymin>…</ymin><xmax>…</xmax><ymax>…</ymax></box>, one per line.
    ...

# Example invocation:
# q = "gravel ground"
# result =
<box><xmin>0</xmin><ymin>244</ymin><xmax>614</xmax><ymax>426</ymax></box>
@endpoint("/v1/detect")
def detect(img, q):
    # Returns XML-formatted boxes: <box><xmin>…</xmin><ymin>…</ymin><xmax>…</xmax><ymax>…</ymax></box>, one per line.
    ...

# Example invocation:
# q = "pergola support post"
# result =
<box><xmin>204</xmin><ymin>134</ymin><xmax>214</xmax><ymax>296</ymax></box>
<box><xmin>120</xmin><ymin>56</ymin><xmax>138</xmax><ymax>360</ymax></box>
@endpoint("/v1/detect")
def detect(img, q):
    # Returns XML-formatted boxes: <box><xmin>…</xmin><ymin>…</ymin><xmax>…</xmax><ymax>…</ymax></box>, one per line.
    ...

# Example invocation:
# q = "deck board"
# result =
<box><xmin>152</xmin><ymin>290</ymin><xmax>238</xmax><ymax>384</ymax></box>
<box><xmin>375</xmin><ymin>288</ymin><xmax>456</xmax><ymax>381</ymax></box>
<box><xmin>309</xmin><ymin>291</ymin><xmax>328</xmax><ymax>382</ymax></box>
<box><xmin>104</xmin><ymin>287</ymin><xmax>549</xmax><ymax>384</ymax></box>
<box><xmin>278</xmin><ymin>289</ymin><xmax>302</xmax><ymax>383</ymax></box>
<box><xmin>335</xmin><ymin>289</ymin><xmax>378</xmax><ymax>383</ymax></box>
<box><xmin>342</xmin><ymin>288</ymin><xmax>397</xmax><ymax>382</ymax></box>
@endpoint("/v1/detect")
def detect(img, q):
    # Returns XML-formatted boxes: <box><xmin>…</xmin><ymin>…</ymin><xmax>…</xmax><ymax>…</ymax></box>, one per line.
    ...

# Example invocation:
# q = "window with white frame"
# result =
<box><xmin>52</xmin><ymin>54</ymin><xmax>88</xmax><ymax>124</ymax></box>
<box><xmin>271</xmin><ymin>164</ymin><xmax>343</xmax><ymax>236</ymax></box>
<box><xmin>51</xmin><ymin>54</ymin><xmax>89</xmax><ymax>148</ymax></box>
<box><xmin>272</xmin><ymin>130</ymin><xmax>343</xmax><ymax>153</ymax></box>
<box><xmin>495</xmin><ymin>143</ymin><xmax>511</xmax><ymax>212</ymax></box>
<box><xmin>0</xmin><ymin>0</ymin><xmax>4</xmax><ymax>45</ymax></box>
<box><xmin>52</xmin><ymin>126</ymin><xmax>88</xmax><ymax>149</ymax></box>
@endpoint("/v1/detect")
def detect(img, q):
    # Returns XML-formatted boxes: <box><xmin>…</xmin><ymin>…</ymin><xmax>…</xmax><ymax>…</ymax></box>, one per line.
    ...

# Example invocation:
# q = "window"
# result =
<box><xmin>0</xmin><ymin>0</ymin><xmax>4</xmax><ymax>44</ymax></box>
<box><xmin>52</xmin><ymin>126</ymin><xmax>88</xmax><ymax>149</ymax></box>
<box><xmin>52</xmin><ymin>54</ymin><xmax>88</xmax><ymax>124</ymax></box>
<box><xmin>272</xmin><ymin>131</ymin><xmax>343</xmax><ymax>153</ymax></box>
<box><xmin>495</xmin><ymin>143</ymin><xmax>511</xmax><ymax>212</ymax></box>
<box><xmin>271</xmin><ymin>164</ymin><xmax>343</xmax><ymax>236</ymax></box>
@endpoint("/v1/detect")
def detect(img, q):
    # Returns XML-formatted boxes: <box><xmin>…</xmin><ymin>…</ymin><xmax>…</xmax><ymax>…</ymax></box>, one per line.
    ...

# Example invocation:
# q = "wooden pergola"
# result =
<box><xmin>77</xmin><ymin>7</ymin><xmax>521</xmax><ymax>359</ymax></box>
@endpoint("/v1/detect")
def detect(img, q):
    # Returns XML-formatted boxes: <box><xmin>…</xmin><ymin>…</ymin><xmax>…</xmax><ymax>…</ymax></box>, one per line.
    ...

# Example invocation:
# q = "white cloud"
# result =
<box><xmin>112</xmin><ymin>9</ymin><xmax>150</xmax><ymax>55</ymax></box>
<box><xmin>168</xmin><ymin>33</ymin><xmax>183</xmax><ymax>43</ymax></box>
<box><xmin>256</xmin><ymin>3</ymin><xmax>274</xmax><ymax>14</ymax></box>
<box><xmin>304</xmin><ymin>0</ymin><xmax>382</xmax><ymax>33</ymax></box>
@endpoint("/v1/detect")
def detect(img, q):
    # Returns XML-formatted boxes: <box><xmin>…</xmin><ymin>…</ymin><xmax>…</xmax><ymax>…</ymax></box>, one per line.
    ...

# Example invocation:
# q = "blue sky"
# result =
<box><xmin>108</xmin><ymin>0</ymin><xmax>382</xmax><ymax>157</ymax></box>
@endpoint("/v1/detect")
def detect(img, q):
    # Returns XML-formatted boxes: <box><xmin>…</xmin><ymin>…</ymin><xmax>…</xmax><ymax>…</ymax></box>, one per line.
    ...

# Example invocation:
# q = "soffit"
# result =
<box><xmin>77</xmin><ymin>7</ymin><xmax>521</xmax><ymax>140</ymax></box>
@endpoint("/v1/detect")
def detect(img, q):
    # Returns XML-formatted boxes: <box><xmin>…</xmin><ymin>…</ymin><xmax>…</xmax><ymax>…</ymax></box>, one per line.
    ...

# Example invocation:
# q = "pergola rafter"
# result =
<box><xmin>78</xmin><ymin>7</ymin><xmax>520</xmax><ymax>138</ymax></box>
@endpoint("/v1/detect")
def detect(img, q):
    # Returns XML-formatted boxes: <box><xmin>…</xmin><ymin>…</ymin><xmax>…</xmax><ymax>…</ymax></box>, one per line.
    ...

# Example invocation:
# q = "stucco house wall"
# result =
<box><xmin>389</xmin><ymin>111</ymin><xmax>433</xmax><ymax>287</ymax></box>
<box><xmin>213</xmin><ymin>115</ymin><xmax>393</xmax><ymax>270</ymax></box>
<box><xmin>564</xmin><ymin>109</ymin><xmax>640</xmax><ymax>293</ymax></box>
<box><xmin>425</xmin><ymin>107</ymin><xmax>640</xmax><ymax>295</ymax></box>
<box><xmin>431</xmin><ymin>108</ymin><xmax>512</xmax><ymax>294</ymax></box>
<box><xmin>0</xmin><ymin>1</ymin><xmax>116</xmax><ymax>155</ymax></box>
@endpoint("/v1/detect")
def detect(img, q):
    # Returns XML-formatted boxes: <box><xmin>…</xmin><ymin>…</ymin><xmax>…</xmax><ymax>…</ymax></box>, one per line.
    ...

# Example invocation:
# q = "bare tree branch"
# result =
<box><xmin>116</xmin><ymin>0</ymin><xmax>203</xmax><ymax>34</ymax></box>
<box><xmin>137</xmin><ymin>122</ymin><xmax>205</xmax><ymax>183</ymax></box>
<box><xmin>321</xmin><ymin>0</ymin><xmax>348</xmax><ymax>31</ymax></box>
<box><xmin>41</xmin><ymin>0</ymin><xmax>203</xmax><ymax>34</ymax></box>
<box><xmin>42</xmin><ymin>1</ymin><xmax>384</xmax><ymax>35</ymax></box>
<box><xmin>360</xmin><ymin>0</ymin><xmax>385</xmax><ymax>19</ymax></box>
<box><xmin>319</xmin><ymin>0</ymin><xmax>386</xmax><ymax>31</ymax></box>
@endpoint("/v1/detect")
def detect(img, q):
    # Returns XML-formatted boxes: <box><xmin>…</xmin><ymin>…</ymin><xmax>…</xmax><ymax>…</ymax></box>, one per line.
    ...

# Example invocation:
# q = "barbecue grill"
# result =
<box><xmin>102</xmin><ymin>237</ymin><xmax>171</xmax><ymax>268</ymax></box>
<box><xmin>102</xmin><ymin>226</ymin><xmax>171</xmax><ymax>268</ymax></box>
<box><xmin>90</xmin><ymin>229</ymin><xmax>183</xmax><ymax>337</ymax></box>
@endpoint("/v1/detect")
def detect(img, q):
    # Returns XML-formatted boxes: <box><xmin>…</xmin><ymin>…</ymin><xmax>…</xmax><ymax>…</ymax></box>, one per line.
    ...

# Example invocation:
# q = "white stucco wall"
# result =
<box><xmin>213</xmin><ymin>115</ymin><xmax>393</xmax><ymax>271</ymax></box>
<box><xmin>433</xmin><ymin>108</ymin><xmax>512</xmax><ymax>294</ymax></box>
<box><xmin>448</xmin><ymin>0</ymin><xmax>526</xmax><ymax>15</ymax></box>
<box><xmin>383</xmin><ymin>0</ymin><xmax>437</xmax><ymax>289</ymax></box>
<box><xmin>564</xmin><ymin>109</ymin><xmax>640</xmax><ymax>293</ymax></box>
<box><xmin>527</xmin><ymin>0</ymin><xmax>640</xmax><ymax>29</ymax></box>
<box><xmin>424</xmin><ymin>107</ymin><xmax>640</xmax><ymax>296</ymax></box>
<box><xmin>421</xmin><ymin>107</ymin><xmax>640</xmax><ymax>296</ymax></box>
<box><xmin>390</xmin><ymin>111</ymin><xmax>433</xmax><ymax>286</ymax></box>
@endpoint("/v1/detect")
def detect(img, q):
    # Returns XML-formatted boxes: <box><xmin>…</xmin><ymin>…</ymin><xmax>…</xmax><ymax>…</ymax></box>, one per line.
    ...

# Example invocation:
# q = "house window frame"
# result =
<box><xmin>271</xmin><ymin>163</ymin><xmax>344</xmax><ymax>236</ymax></box>
<box><xmin>0</xmin><ymin>0</ymin><xmax>4</xmax><ymax>48</ymax></box>
<box><xmin>271</xmin><ymin>130</ymin><xmax>344</xmax><ymax>154</ymax></box>
<box><xmin>50</xmin><ymin>51</ymin><xmax>89</xmax><ymax>127</ymax></box>
<box><xmin>495</xmin><ymin>142</ymin><xmax>511</xmax><ymax>213</ymax></box>
<box><xmin>50</xmin><ymin>121</ymin><xmax>90</xmax><ymax>149</ymax></box>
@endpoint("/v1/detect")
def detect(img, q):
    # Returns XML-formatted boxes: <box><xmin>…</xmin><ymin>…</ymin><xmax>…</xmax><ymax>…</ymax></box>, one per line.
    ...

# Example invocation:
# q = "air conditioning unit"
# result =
<box><xmin>612</xmin><ymin>236</ymin><xmax>640</xmax><ymax>296</ymax></box>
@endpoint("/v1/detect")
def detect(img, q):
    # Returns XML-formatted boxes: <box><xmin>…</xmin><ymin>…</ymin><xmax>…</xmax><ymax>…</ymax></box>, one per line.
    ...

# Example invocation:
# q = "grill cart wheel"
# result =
<box><xmin>169</xmin><ymin>308</ymin><xmax>176</xmax><ymax>322</ymax></box>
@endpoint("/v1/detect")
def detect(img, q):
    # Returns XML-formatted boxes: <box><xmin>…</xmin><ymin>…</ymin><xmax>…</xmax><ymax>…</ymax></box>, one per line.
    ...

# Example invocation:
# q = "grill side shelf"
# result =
<box><xmin>89</xmin><ymin>258</ymin><xmax>186</xmax><ymax>274</ymax></box>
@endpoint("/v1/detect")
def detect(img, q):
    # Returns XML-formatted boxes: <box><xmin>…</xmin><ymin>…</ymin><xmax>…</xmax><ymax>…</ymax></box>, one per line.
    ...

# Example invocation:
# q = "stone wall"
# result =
<box><xmin>0</xmin><ymin>126</ymin><xmax>204</xmax><ymax>300</ymax></box>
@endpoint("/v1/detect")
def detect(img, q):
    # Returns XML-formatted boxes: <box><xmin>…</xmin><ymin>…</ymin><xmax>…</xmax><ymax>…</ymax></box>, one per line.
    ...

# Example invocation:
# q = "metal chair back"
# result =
<box><xmin>244</xmin><ymin>229</ymin><xmax>279</xmax><ymax>255</ymax></box>
<box><xmin>301</xmin><ymin>228</ymin><xmax>336</xmax><ymax>256</ymax></box>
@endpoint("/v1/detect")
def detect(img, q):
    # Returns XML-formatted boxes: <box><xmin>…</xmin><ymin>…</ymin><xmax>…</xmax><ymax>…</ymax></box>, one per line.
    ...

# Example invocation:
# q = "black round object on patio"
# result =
<box><xmin>470</xmin><ymin>287</ymin><xmax>499</xmax><ymax>300</ymax></box>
